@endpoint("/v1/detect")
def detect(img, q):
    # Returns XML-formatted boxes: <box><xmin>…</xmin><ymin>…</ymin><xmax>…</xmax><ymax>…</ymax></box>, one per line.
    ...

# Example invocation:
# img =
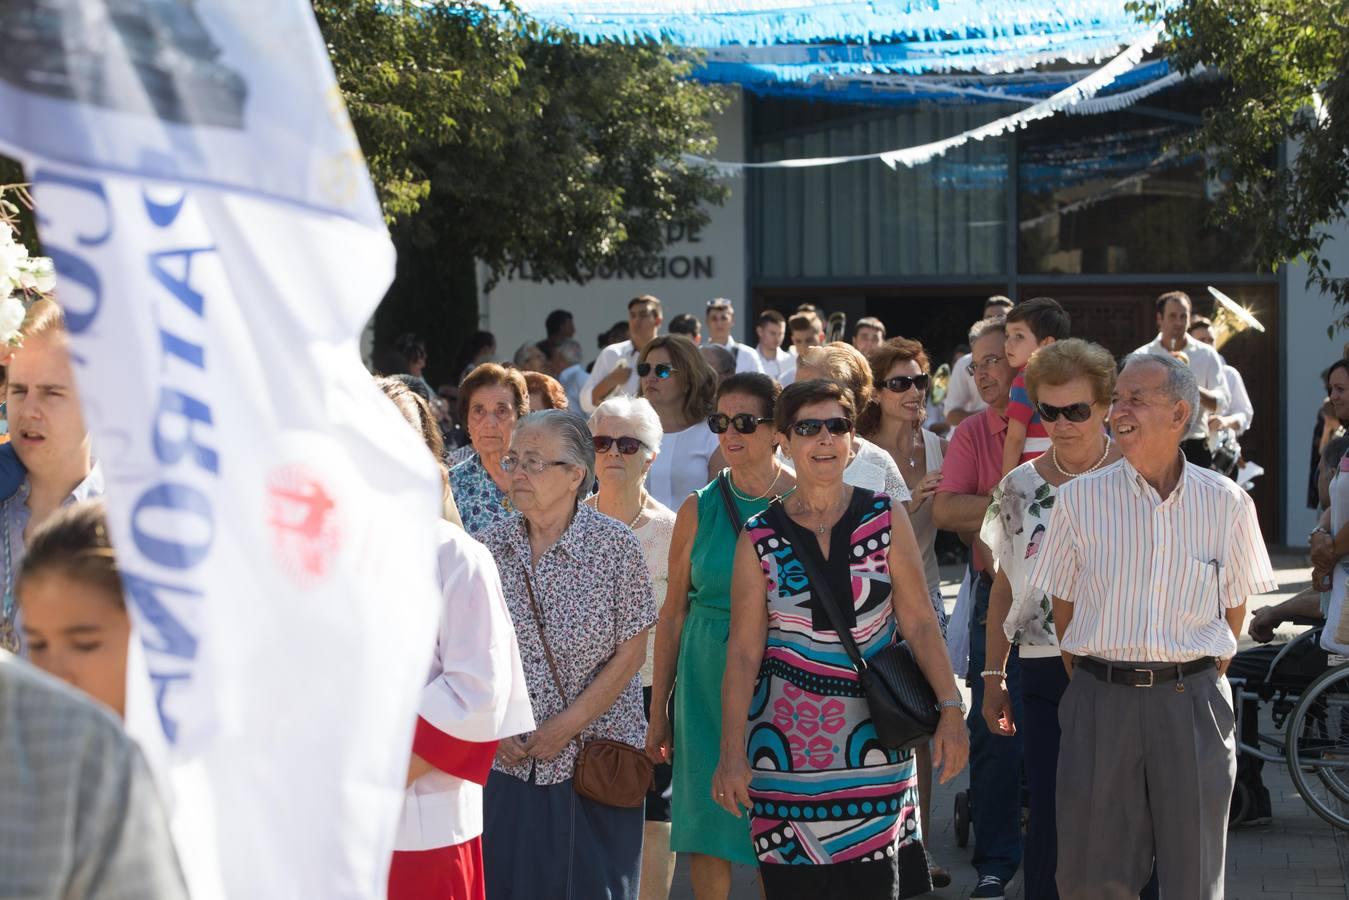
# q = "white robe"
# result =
<box><xmin>395</xmin><ymin>521</ymin><xmax>534</xmax><ymax>851</ymax></box>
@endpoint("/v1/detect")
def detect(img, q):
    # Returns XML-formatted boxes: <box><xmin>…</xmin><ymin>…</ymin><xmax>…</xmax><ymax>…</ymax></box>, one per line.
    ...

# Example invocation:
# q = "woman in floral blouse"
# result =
<box><xmin>479</xmin><ymin>410</ymin><xmax>658</xmax><ymax>900</ymax></box>
<box><xmin>978</xmin><ymin>340</ymin><xmax>1122</xmax><ymax>900</ymax></box>
<box><xmin>450</xmin><ymin>364</ymin><xmax>528</xmax><ymax>537</ymax></box>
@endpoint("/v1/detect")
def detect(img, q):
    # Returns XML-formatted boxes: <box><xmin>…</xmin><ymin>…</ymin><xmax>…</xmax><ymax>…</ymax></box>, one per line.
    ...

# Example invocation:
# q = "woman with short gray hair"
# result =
<box><xmin>480</xmin><ymin>410</ymin><xmax>659</xmax><ymax>899</ymax></box>
<box><xmin>586</xmin><ymin>397</ymin><xmax>679</xmax><ymax>900</ymax></box>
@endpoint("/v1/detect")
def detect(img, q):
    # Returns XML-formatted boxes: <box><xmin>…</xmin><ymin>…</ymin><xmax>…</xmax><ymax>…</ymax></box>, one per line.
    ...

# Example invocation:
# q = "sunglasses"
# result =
<box><xmin>708</xmin><ymin>412</ymin><xmax>773</xmax><ymax>435</ymax></box>
<box><xmin>791</xmin><ymin>417</ymin><xmax>853</xmax><ymax>437</ymax></box>
<box><xmin>1036</xmin><ymin>401</ymin><xmax>1093</xmax><ymax>423</ymax></box>
<box><xmin>884</xmin><ymin>373</ymin><xmax>930</xmax><ymax>394</ymax></box>
<box><xmin>637</xmin><ymin>363</ymin><xmax>675</xmax><ymax>379</ymax></box>
<box><xmin>593</xmin><ymin>435</ymin><xmax>646</xmax><ymax>455</ymax></box>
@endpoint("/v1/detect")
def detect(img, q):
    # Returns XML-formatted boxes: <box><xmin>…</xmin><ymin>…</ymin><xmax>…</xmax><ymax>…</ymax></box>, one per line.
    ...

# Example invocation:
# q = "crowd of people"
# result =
<box><xmin>1</xmin><ymin>283</ymin><xmax>1333</xmax><ymax>900</ymax></box>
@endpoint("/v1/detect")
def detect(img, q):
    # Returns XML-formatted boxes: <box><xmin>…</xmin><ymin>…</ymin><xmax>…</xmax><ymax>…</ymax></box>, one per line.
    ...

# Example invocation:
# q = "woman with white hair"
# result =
<box><xmin>586</xmin><ymin>396</ymin><xmax>678</xmax><ymax>900</ymax></box>
<box><xmin>479</xmin><ymin>411</ymin><xmax>658</xmax><ymax>900</ymax></box>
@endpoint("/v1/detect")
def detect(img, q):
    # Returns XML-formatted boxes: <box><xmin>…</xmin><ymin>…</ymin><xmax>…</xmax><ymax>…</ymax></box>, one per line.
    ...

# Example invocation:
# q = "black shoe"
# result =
<box><xmin>970</xmin><ymin>875</ymin><xmax>1006</xmax><ymax>899</ymax></box>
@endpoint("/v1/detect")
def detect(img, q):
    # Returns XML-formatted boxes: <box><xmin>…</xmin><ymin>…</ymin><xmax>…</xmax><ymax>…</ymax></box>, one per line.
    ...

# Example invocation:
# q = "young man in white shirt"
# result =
<box><xmin>580</xmin><ymin>295</ymin><xmax>663</xmax><ymax>414</ymax></box>
<box><xmin>852</xmin><ymin>317</ymin><xmax>886</xmax><ymax>356</ymax></box>
<box><xmin>752</xmin><ymin>309</ymin><xmax>794</xmax><ymax>384</ymax></box>
<box><xmin>703</xmin><ymin>298</ymin><xmax>764</xmax><ymax>375</ymax></box>
<box><xmin>1188</xmin><ymin>317</ymin><xmax>1254</xmax><ymax>435</ymax></box>
<box><xmin>1134</xmin><ymin>291</ymin><xmax>1229</xmax><ymax>467</ymax></box>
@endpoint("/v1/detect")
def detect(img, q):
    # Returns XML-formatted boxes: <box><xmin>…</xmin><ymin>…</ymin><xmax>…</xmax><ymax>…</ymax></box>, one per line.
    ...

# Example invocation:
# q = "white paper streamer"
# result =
<box><xmin>685</xmin><ymin>24</ymin><xmax>1166</xmax><ymax>175</ymax></box>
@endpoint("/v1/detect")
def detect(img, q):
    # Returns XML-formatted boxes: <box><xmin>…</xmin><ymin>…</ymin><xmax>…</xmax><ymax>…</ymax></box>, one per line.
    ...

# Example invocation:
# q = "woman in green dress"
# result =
<box><xmin>647</xmin><ymin>373</ymin><xmax>796</xmax><ymax>899</ymax></box>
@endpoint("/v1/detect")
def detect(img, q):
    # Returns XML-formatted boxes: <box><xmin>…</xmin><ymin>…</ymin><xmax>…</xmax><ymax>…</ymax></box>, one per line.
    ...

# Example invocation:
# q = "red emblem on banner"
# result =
<box><xmin>267</xmin><ymin>466</ymin><xmax>342</xmax><ymax>588</ymax></box>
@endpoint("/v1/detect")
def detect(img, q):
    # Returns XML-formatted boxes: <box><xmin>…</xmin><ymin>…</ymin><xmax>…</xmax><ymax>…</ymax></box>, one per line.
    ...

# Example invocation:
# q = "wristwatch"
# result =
<box><xmin>938</xmin><ymin>697</ymin><xmax>966</xmax><ymax>715</ymax></box>
<box><xmin>1311</xmin><ymin>526</ymin><xmax>1333</xmax><ymax>541</ymax></box>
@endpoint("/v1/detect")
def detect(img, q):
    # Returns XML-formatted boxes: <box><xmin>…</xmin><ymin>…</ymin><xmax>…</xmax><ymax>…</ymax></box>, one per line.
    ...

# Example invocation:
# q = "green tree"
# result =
<box><xmin>1135</xmin><ymin>0</ymin><xmax>1349</xmax><ymax>329</ymax></box>
<box><xmin>315</xmin><ymin>1</ymin><xmax>728</xmax><ymax>379</ymax></box>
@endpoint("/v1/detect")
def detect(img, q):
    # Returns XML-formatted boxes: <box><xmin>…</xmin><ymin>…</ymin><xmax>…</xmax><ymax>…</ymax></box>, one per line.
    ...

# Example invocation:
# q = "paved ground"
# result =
<box><xmin>668</xmin><ymin>551</ymin><xmax>1349</xmax><ymax>899</ymax></box>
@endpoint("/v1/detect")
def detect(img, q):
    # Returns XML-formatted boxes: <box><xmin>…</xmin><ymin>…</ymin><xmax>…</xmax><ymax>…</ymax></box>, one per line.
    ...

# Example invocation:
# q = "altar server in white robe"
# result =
<box><xmin>390</xmin><ymin>521</ymin><xmax>534</xmax><ymax>900</ymax></box>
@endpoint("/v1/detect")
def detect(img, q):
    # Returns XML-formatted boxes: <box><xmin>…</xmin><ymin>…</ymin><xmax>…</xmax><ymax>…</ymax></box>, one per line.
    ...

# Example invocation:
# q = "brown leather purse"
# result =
<box><xmin>522</xmin><ymin>569</ymin><xmax>653</xmax><ymax>808</ymax></box>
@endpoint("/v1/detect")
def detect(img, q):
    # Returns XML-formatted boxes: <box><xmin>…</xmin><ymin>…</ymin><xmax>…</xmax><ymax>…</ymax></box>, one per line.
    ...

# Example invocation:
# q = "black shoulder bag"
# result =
<box><xmin>764</xmin><ymin>499</ymin><xmax>938</xmax><ymax>750</ymax></box>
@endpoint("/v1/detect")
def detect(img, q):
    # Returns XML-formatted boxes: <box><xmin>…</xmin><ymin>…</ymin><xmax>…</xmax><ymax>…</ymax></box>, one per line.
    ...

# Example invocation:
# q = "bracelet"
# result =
<box><xmin>980</xmin><ymin>669</ymin><xmax>1008</xmax><ymax>679</ymax></box>
<box><xmin>1311</xmin><ymin>526</ymin><xmax>1333</xmax><ymax>541</ymax></box>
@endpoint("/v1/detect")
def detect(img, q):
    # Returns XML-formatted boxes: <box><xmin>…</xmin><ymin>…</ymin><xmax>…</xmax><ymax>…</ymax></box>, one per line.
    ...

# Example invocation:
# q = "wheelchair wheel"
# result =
<box><xmin>1285</xmin><ymin>664</ymin><xmax>1349</xmax><ymax>830</ymax></box>
<box><xmin>954</xmin><ymin>791</ymin><xmax>970</xmax><ymax>848</ymax></box>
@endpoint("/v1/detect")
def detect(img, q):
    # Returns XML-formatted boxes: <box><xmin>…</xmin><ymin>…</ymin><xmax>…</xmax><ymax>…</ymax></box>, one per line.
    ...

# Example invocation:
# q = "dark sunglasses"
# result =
<box><xmin>884</xmin><ymin>373</ymin><xmax>931</xmax><ymax>394</ymax></box>
<box><xmin>708</xmin><ymin>412</ymin><xmax>773</xmax><ymax>435</ymax></box>
<box><xmin>637</xmin><ymin>363</ymin><xmax>675</xmax><ymax>379</ymax></box>
<box><xmin>791</xmin><ymin>417</ymin><xmax>853</xmax><ymax>437</ymax></box>
<box><xmin>1036</xmin><ymin>401</ymin><xmax>1093</xmax><ymax>423</ymax></box>
<box><xmin>593</xmin><ymin>435</ymin><xmax>646</xmax><ymax>455</ymax></box>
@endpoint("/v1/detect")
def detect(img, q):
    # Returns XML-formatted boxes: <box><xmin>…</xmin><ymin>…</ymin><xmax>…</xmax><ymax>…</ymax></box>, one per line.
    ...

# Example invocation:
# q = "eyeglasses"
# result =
<box><xmin>966</xmin><ymin>355</ymin><xmax>1006</xmax><ymax>375</ymax></box>
<box><xmin>500</xmin><ymin>454</ymin><xmax>573</xmax><ymax>475</ymax></box>
<box><xmin>1036</xmin><ymin>402</ymin><xmax>1093</xmax><ymax>423</ymax></box>
<box><xmin>637</xmin><ymin>363</ymin><xmax>675</xmax><ymax>379</ymax></box>
<box><xmin>883</xmin><ymin>374</ymin><xmax>931</xmax><ymax>394</ymax></box>
<box><xmin>708</xmin><ymin>412</ymin><xmax>773</xmax><ymax>435</ymax></box>
<box><xmin>791</xmin><ymin>417</ymin><xmax>853</xmax><ymax>437</ymax></box>
<box><xmin>593</xmin><ymin>435</ymin><xmax>646</xmax><ymax>455</ymax></box>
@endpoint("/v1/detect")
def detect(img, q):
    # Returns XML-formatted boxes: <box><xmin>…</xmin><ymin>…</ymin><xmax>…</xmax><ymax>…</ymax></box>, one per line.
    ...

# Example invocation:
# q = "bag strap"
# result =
<box><xmin>763</xmin><ymin>500</ymin><xmax>868</xmax><ymax>676</ymax></box>
<box><xmin>521</xmin><ymin>565</ymin><xmax>574</xmax><ymax>708</ymax></box>
<box><xmin>717</xmin><ymin>471</ymin><xmax>745</xmax><ymax>537</ymax></box>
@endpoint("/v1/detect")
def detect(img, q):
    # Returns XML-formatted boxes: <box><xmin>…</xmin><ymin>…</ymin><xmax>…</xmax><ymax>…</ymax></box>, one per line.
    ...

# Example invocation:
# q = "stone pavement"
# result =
<box><xmin>669</xmin><ymin>551</ymin><xmax>1349</xmax><ymax>899</ymax></box>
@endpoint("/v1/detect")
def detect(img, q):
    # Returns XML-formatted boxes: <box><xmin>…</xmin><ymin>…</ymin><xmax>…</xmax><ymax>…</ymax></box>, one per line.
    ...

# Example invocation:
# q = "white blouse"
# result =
<box><xmin>633</xmin><ymin>501</ymin><xmax>677</xmax><ymax>686</ymax></box>
<box><xmin>980</xmin><ymin>462</ymin><xmax>1061</xmax><ymax>658</ymax></box>
<box><xmin>645</xmin><ymin>422</ymin><xmax>720</xmax><ymax>511</ymax></box>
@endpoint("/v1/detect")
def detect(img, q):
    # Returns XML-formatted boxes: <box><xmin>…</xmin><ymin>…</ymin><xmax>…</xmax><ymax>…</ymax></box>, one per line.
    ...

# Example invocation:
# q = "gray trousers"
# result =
<box><xmin>1056</xmin><ymin>661</ymin><xmax>1236</xmax><ymax>900</ymax></box>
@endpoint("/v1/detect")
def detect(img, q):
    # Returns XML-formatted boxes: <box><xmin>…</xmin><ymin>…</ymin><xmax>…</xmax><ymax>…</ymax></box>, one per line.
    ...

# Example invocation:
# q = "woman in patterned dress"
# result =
<box><xmin>450</xmin><ymin>364</ymin><xmax>528</xmax><ymax>537</ymax></box>
<box><xmin>585</xmin><ymin>395</ymin><xmax>679</xmax><ymax>900</ymax></box>
<box><xmin>648</xmin><ymin>373</ymin><xmax>796</xmax><ymax>900</ymax></box>
<box><xmin>978</xmin><ymin>340</ymin><xmax>1122</xmax><ymax>900</ymax></box>
<box><xmin>713</xmin><ymin>380</ymin><xmax>968</xmax><ymax>899</ymax></box>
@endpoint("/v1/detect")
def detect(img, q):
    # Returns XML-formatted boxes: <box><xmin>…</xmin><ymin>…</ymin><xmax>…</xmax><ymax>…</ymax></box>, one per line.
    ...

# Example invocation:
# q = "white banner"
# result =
<box><xmin>0</xmin><ymin>3</ymin><xmax>442</xmax><ymax>897</ymax></box>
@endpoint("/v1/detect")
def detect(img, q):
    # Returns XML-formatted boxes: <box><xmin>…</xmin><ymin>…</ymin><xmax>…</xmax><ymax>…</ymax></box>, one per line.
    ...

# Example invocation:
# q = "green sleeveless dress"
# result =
<box><xmin>670</xmin><ymin>473</ymin><xmax>775</xmax><ymax>864</ymax></box>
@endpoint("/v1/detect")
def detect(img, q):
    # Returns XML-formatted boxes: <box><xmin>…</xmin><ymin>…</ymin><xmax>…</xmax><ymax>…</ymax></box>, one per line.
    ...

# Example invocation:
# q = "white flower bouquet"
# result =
<box><xmin>0</xmin><ymin>185</ymin><xmax>55</xmax><ymax>347</ymax></box>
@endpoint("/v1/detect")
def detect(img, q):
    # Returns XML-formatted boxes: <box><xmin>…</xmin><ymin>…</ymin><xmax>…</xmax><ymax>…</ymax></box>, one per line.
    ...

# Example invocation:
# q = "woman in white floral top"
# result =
<box><xmin>978</xmin><ymin>340</ymin><xmax>1123</xmax><ymax>900</ymax></box>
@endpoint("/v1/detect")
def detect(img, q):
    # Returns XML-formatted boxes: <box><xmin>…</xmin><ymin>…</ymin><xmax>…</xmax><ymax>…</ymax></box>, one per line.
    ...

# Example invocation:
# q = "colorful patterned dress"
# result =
<box><xmin>743</xmin><ymin>489</ymin><xmax>929</xmax><ymax>898</ymax></box>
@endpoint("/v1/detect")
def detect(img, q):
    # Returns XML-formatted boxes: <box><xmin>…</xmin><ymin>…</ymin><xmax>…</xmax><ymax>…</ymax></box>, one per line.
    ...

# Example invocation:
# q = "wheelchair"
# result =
<box><xmin>1229</xmin><ymin>618</ymin><xmax>1349</xmax><ymax>830</ymax></box>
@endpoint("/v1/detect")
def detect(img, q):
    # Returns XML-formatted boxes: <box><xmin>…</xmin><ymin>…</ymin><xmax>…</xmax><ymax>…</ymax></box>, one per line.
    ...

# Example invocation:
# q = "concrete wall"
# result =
<box><xmin>479</xmin><ymin>89</ymin><xmax>747</xmax><ymax>363</ymax></box>
<box><xmin>1282</xmin><ymin>216</ymin><xmax>1349</xmax><ymax>544</ymax></box>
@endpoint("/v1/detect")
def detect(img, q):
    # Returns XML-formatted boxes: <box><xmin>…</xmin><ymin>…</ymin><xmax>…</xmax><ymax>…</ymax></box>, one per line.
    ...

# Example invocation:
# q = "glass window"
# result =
<box><xmin>1017</xmin><ymin>82</ymin><xmax>1260</xmax><ymax>275</ymax></box>
<box><xmin>752</xmin><ymin>101</ymin><xmax>1011</xmax><ymax>279</ymax></box>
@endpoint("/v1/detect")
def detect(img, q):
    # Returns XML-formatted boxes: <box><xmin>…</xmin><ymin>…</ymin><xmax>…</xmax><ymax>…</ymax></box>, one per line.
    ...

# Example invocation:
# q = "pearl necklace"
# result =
<box><xmin>1051</xmin><ymin>439</ymin><xmax>1112</xmax><ymax>479</ymax></box>
<box><xmin>627</xmin><ymin>492</ymin><xmax>648</xmax><ymax>529</ymax></box>
<box><xmin>729</xmin><ymin>464</ymin><xmax>783</xmax><ymax>503</ymax></box>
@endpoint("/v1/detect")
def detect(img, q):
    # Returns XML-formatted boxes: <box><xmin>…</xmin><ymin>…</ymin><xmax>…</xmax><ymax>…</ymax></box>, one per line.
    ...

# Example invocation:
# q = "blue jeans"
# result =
<box><xmin>966</xmin><ymin>570</ymin><xmax>1024</xmax><ymax>882</ymax></box>
<box><xmin>1020</xmin><ymin>656</ymin><xmax>1068</xmax><ymax>900</ymax></box>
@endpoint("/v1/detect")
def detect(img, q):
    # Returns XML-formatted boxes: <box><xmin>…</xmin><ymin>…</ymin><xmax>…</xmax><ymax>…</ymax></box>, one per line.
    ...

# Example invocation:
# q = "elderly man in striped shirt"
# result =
<box><xmin>1028</xmin><ymin>352</ymin><xmax>1275</xmax><ymax>900</ymax></box>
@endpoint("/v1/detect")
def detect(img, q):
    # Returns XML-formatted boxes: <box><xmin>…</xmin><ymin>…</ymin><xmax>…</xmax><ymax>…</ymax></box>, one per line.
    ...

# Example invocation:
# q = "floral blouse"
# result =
<box><xmin>979</xmin><ymin>462</ymin><xmax>1059</xmax><ymax>650</ymax></box>
<box><xmin>479</xmin><ymin>503</ymin><xmax>658</xmax><ymax>786</ymax></box>
<box><xmin>449</xmin><ymin>454</ymin><xmax>513</xmax><ymax>538</ymax></box>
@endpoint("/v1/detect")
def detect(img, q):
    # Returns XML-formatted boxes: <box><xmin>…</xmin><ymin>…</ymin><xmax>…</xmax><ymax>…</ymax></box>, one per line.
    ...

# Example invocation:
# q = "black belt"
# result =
<box><xmin>1076</xmin><ymin>656</ymin><xmax>1215</xmax><ymax>688</ymax></box>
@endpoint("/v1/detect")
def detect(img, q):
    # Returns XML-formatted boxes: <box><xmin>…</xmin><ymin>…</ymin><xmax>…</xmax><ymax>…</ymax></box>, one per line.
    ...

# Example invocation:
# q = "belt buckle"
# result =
<box><xmin>1133</xmin><ymin>669</ymin><xmax>1155</xmax><ymax>688</ymax></box>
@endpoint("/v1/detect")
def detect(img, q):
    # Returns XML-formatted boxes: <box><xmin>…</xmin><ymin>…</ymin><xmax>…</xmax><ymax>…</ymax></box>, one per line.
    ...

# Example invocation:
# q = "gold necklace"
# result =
<box><xmin>729</xmin><ymin>464</ymin><xmax>783</xmax><ymax>502</ymax></box>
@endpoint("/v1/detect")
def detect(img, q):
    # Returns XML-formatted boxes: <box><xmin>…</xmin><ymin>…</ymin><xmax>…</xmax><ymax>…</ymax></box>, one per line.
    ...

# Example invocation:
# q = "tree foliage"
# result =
<box><xmin>315</xmin><ymin>2</ymin><xmax>727</xmax><ymax>330</ymax></box>
<box><xmin>1135</xmin><ymin>0</ymin><xmax>1349</xmax><ymax>329</ymax></box>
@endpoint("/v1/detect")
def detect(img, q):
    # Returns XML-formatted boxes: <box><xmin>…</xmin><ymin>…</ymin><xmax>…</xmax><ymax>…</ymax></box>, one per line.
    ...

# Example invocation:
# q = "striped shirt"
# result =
<box><xmin>1027</xmin><ymin>455</ymin><xmax>1276</xmax><ymax>662</ymax></box>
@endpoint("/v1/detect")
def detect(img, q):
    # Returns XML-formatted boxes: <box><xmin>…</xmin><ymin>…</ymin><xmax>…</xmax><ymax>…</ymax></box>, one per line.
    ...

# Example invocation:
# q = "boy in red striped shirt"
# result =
<box><xmin>1001</xmin><ymin>297</ymin><xmax>1072</xmax><ymax>476</ymax></box>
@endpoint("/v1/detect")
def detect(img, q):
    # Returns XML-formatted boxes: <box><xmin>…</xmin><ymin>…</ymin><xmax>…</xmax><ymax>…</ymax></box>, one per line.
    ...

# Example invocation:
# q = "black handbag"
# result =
<box><xmin>764</xmin><ymin>500</ymin><xmax>939</xmax><ymax>750</ymax></box>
